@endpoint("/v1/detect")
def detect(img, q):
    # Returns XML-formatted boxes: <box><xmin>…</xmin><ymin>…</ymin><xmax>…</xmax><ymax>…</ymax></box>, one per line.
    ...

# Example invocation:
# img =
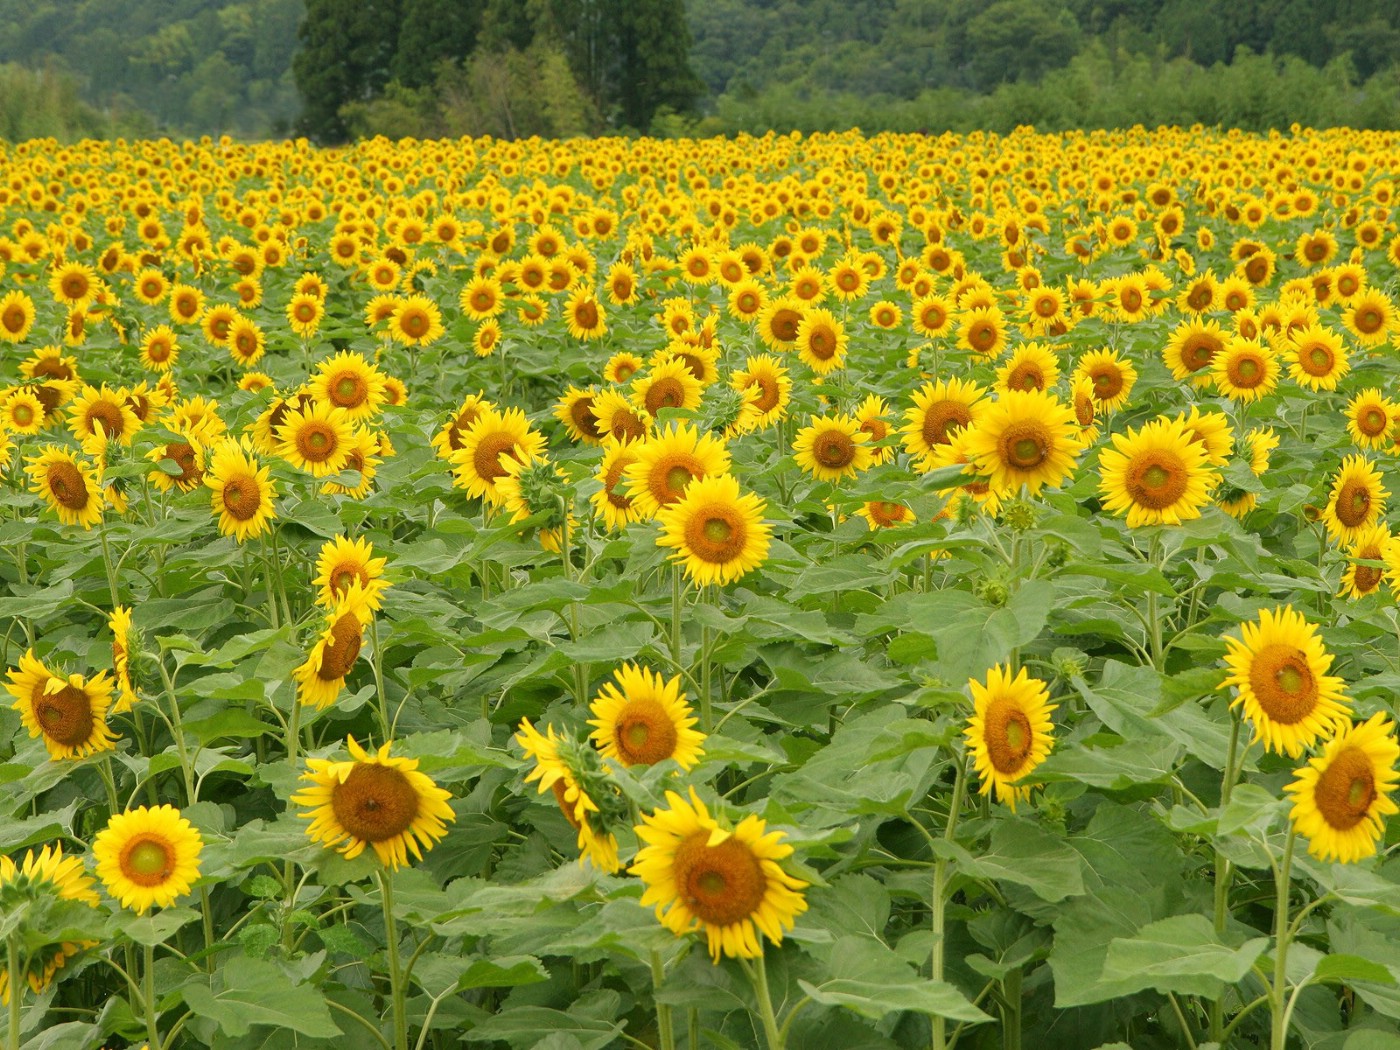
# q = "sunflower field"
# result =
<box><xmin>5</xmin><ymin>126</ymin><xmax>1400</xmax><ymax>1050</ymax></box>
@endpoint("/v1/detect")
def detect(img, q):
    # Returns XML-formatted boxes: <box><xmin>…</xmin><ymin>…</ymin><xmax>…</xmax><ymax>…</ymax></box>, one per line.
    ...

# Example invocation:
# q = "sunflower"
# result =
<box><xmin>1212</xmin><ymin>338</ymin><xmax>1279</xmax><ymax>403</ymax></box>
<box><xmin>1174</xmin><ymin>406</ymin><xmax>1235</xmax><ymax>466</ymax></box>
<box><xmin>313</xmin><ymin>535</ymin><xmax>389</xmax><ymax>613</ymax></box>
<box><xmin>200</xmin><ymin>304</ymin><xmax>238</xmax><ymax>347</ymax></box>
<box><xmin>312</xmin><ymin>350</ymin><xmax>387</xmax><ymax>422</ymax></box>
<box><xmin>656</xmin><ymin>473</ymin><xmax>770</xmax><ymax>587</ymax></box>
<box><xmin>292</xmin><ymin>584</ymin><xmax>374</xmax><ymax>709</ymax></box>
<box><xmin>205</xmin><ymin>438</ymin><xmax>277</xmax><ymax>543</ymax></box>
<box><xmin>515</xmin><ymin>719</ymin><xmax>622</xmax><ymax>873</ymax></box>
<box><xmin>1286</xmin><ymin>324</ymin><xmax>1349</xmax><ymax>391</ymax></box>
<box><xmin>0</xmin><ymin>289</ymin><xmax>35</xmax><ymax>342</ymax></box>
<box><xmin>145</xmin><ymin>432</ymin><xmax>205</xmax><ymax>493</ymax></box>
<box><xmin>1323</xmin><ymin>455</ymin><xmax>1388</xmax><ymax>545</ymax></box>
<box><xmin>728</xmin><ymin>278</ymin><xmax>767</xmax><ymax>322</ymax></box>
<box><xmin>1346</xmin><ymin>389</ymin><xmax>1394</xmax><ymax>450</ymax></box>
<box><xmin>8</xmin><ymin>657</ymin><xmax>119</xmax><ymax>761</ymax></box>
<box><xmin>105</xmin><ymin>605</ymin><xmax>140</xmax><ymax>714</ymax></box>
<box><xmin>276</xmin><ymin>402</ymin><xmax>354</xmax><ymax>478</ymax></box>
<box><xmin>1339</xmin><ymin>524</ymin><xmax>1392</xmax><ymax>599</ymax></box>
<box><xmin>564</xmin><ymin>288</ymin><xmax>607</xmax><ymax>341</ymax></box>
<box><xmin>473</xmin><ymin>319</ymin><xmax>503</xmax><ymax>357</ymax></box>
<box><xmin>0</xmin><ymin>844</ymin><xmax>100</xmax><ymax>1005</ymax></box>
<box><xmin>224</xmin><ymin>316</ymin><xmax>265</xmax><ymax>368</ymax></box>
<box><xmin>391</xmin><ymin>294</ymin><xmax>444</xmax><ymax>346</ymax></box>
<box><xmin>138</xmin><ymin>326</ymin><xmax>179</xmax><ymax>372</ymax></box>
<box><xmin>631</xmin><ymin>787</ymin><xmax>807</xmax><ymax>962</ymax></box>
<box><xmin>795</xmin><ymin>307</ymin><xmax>847</xmax><ymax>374</ymax></box>
<box><xmin>961</xmin><ymin>389</ymin><xmax>1082</xmax><ymax>499</ymax></box>
<box><xmin>25</xmin><ymin>446</ymin><xmax>104</xmax><ymax>529</ymax></box>
<box><xmin>1221</xmin><ymin>605</ymin><xmax>1351</xmax><ymax>758</ymax></box>
<box><xmin>286</xmin><ymin>292</ymin><xmax>324</xmax><ymax>337</ymax></box>
<box><xmin>792</xmin><ymin>413</ymin><xmax>874</xmax><ymax>483</ymax></box>
<box><xmin>431</xmin><ymin>392</ymin><xmax>493</xmax><ymax>461</ymax></box>
<box><xmin>756</xmin><ymin>297</ymin><xmax>805</xmax><ymax>350</ymax></box>
<box><xmin>588</xmin><ymin>663</ymin><xmax>705</xmax><ymax>769</ymax></box>
<box><xmin>93</xmin><ymin>805</ymin><xmax>202</xmax><ymax>914</ymax></box>
<box><xmin>632</xmin><ymin>357</ymin><xmax>704</xmax><ymax>419</ymax></box>
<box><xmin>591</xmin><ymin>389</ymin><xmax>652</xmax><ymax>444</ymax></box>
<box><xmin>1074</xmin><ymin>349</ymin><xmax>1138</xmax><ymax>414</ymax></box>
<box><xmin>910</xmin><ymin>293</ymin><xmax>955</xmax><ymax>338</ymax></box>
<box><xmin>1163</xmin><ymin>319</ymin><xmax>1227</xmax><ymax>386</ymax></box>
<box><xmin>460</xmin><ymin>274</ymin><xmax>505</xmax><ymax>319</ymax></box>
<box><xmin>1286</xmin><ymin>713</ymin><xmax>1400</xmax><ymax>864</ymax></box>
<box><xmin>496</xmin><ymin>454</ymin><xmax>576</xmax><ymax>553</ymax></box>
<box><xmin>1344</xmin><ymin>289</ymin><xmax>1395</xmax><ymax>347</ymax></box>
<box><xmin>965</xmin><ymin>665</ymin><xmax>1056</xmax><ymax>811</ymax></box>
<box><xmin>292</xmin><ymin>736</ymin><xmax>455</xmax><ymax>869</ymax></box>
<box><xmin>996</xmin><ymin>342</ymin><xmax>1060</xmax><ymax>394</ymax></box>
<box><xmin>592</xmin><ymin>439</ymin><xmax>643</xmax><ymax>531</ymax></box>
<box><xmin>901</xmin><ymin>378</ymin><xmax>987</xmax><ymax>471</ymax></box>
<box><xmin>449</xmin><ymin>407</ymin><xmax>548</xmax><ymax>504</ymax></box>
<box><xmin>857</xmin><ymin>500</ymin><xmax>915</xmax><ymax>529</ymax></box>
<box><xmin>320</xmin><ymin>427</ymin><xmax>381</xmax><ymax>499</ymax></box>
<box><xmin>1098</xmin><ymin>417</ymin><xmax>1219</xmax><ymax>527</ymax></box>
<box><xmin>49</xmin><ymin>261</ymin><xmax>97</xmax><ymax>306</ymax></box>
<box><xmin>167</xmin><ymin>283</ymin><xmax>205</xmax><ymax>325</ymax></box>
<box><xmin>623</xmin><ymin>422</ymin><xmax>732</xmax><ymax>520</ymax></box>
<box><xmin>553</xmin><ymin>386</ymin><xmax>602</xmax><ymax>445</ymax></box>
<box><xmin>600</xmin><ymin>353</ymin><xmax>643</xmax><ymax>387</ymax></box>
<box><xmin>956</xmin><ymin>306</ymin><xmax>1007</xmax><ymax>357</ymax></box>
<box><xmin>68</xmin><ymin>384</ymin><xmax>140</xmax><ymax>455</ymax></box>
<box><xmin>2</xmin><ymin>387</ymin><xmax>46</xmax><ymax>435</ymax></box>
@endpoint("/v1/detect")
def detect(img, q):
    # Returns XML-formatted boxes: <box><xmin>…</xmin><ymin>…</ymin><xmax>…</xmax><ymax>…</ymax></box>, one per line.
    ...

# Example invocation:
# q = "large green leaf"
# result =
<box><xmin>180</xmin><ymin>955</ymin><xmax>341</xmax><ymax>1038</ymax></box>
<box><xmin>1101</xmin><ymin>914</ymin><xmax>1268</xmax><ymax>997</ymax></box>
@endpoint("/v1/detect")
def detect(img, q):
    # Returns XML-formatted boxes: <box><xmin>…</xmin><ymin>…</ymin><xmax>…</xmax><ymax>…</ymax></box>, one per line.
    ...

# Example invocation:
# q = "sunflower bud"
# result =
<box><xmin>1001</xmin><ymin>498</ymin><xmax>1038</xmax><ymax>532</ymax></box>
<box><xmin>975</xmin><ymin>578</ymin><xmax>1010</xmax><ymax>608</ymax></box>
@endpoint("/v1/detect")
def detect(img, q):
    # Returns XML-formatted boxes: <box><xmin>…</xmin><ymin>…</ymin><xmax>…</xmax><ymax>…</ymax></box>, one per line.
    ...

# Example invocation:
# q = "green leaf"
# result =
<box><xmin>180</xmin><ymin>955</ymin><xmax>341</xmax><ymax>1038</ymax></box>
<box><xmin>1034</xmin><ymin>735</ymin><xmax>1181</xmax><ymax>789</ymax></box>
<box><xmin>797</xmin><ymin>978</ymin><xmax>990</xmax><ymax>1023</ymax></box>
<box><xmin>463</xmin><ymin>1007</ymin><xmax>623</xmax><ymax>1049</ymax></box>
<box><xmin>1314</xmin><ymin>954</ymin><xmax>1397</xmax><ymax>986</ymax></box>
<box><xmin>110</xmin><ymin>906</ymin><xmax>199</xmax><ymax>947</ymax></box>
<box><xmin>1102</xmin><ymin>914</ymin><xmax>1269</xmax><ymax>997</ymax></box>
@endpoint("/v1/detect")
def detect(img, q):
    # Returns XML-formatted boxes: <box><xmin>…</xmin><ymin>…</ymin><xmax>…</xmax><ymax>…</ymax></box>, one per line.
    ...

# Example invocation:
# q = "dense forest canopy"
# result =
<box><xmin>0</xmin><ymin>0</ymin><xmax>1395</xmax><ymax>139</ymax></box>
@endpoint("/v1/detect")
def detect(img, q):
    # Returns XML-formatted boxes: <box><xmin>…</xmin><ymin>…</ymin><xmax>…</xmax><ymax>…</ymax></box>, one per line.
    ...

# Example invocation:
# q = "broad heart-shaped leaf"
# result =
<box><xmin>408</xmin><ymin>952</ymin><xmax>549</xmax><ymax>995</ymax></box>
<box><xmin>798</xmin><ymin>935</ymin><xmax>991</xmax><ymax>1024</ymax></box>
<box><xmin>179</xmin><ymin>955</ymin><xmax>341</xmax><ymax>1038</ymax></box>
<box><xmin>18</xmin><ymin>1021</ymin><xmax>100</xmax><ymax>1050</ymax></box>
<box><xmin>463</xmin><ymin>1007</ymin><xmax>624</xmax><ymax>1049</ymax></box>
<box><xmin>1101</xmin><ymin>914</ymin><xmax>1268</xmax><ymax>997</ymax></box>
<box><xmin>1313</xmin><ymin>954</ymin><xmax>1397</xmax><ymax>986</ymax></box>
<box><xmin>1033</xmin><ymin>734</ymin><xmax>1181</xmax><ymax>789</ymax></box>
<box><xmin>943</xmin><ymin>818</ymin><xmax>1085</xmax><ymax>903</ymax></box>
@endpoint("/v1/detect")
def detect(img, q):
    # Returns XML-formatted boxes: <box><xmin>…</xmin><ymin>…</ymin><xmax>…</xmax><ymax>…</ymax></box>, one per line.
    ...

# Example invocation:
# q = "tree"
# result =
<box><xmin>293</xmin><ymin>0</ymin><xmax>402</xmax><ymax>143</ymax></box>
<box><xmin>390</xmin><ymin>0</ymin><xmax>485</xmax><ymax>89</ymax></box>
<box><xmin>963</xmin><ymin>0</ymin><xmax>1081</xmax><ymax>90</ymax></box>
<box><xmin>604</xmin><ymin>0</ymin><xmax>706</xmax><ymax>130</ymax></box>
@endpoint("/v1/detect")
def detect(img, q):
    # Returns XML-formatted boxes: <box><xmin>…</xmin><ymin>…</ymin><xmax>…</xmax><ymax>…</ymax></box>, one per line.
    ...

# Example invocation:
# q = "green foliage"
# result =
<box><xmin>294</xmin><ymin>0</ymin><xmax>403</xmax><ymax>144</ymax></box>
<box><xmin>0</xmin><ymin>64</ymin><xmax>134</xmax><ymax>142</ymax></box>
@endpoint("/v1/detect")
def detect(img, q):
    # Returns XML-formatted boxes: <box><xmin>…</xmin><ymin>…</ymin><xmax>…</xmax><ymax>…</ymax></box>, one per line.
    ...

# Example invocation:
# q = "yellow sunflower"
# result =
<box><xmin>900</xmin><ymin>378</ymin><xmax>987</xmax><ymax>471</ymax></box>
<box><xmin>1339</xmin><ymin>524</ymin><xmax>1392</xmax><ymax>599</ymax></box>
<box><xmin>622</xmin><ymin>422</ymin><xmax>731</xmax><ymax>520</ymax></box>
<box><xmin>857</xmin><ymin>500</ymin><xmax>916</xmax><ymax>529</ymax></box>
<box><xmin>1</xmin><ymin>387</ymin><xmax>46</xmax><ymax>435</ymax></box>
<box><xmin>554</xmin><ymin>386</ymin><xmax>603</xmax><ymax>445</ymax></box>
<box><xmin>292</xmin><ymin>585</ymin><xmax>373</xmax><ymax>710</ymax></box>
<box><xmin>314</xmin><ymin>535</ymin><xmax>390</xmax><ymax>611</ymax></box>
<box><xmin>1174</xmin><ymin>406</ymin><xmax>1235</xmax><ymax>466</ymax></box>
<box><xmin>312</xmin><ymin>350</ymin><xmax>387</xmax><ymax>422</ymax></box>
<box><xmin>205</xmin><ymin>437</ymin><xmax>277</xmax><ymax>543</ymax></box>
<box><xmin>792</xmin><ymin>413</ymin><xmax>874</xmax><ymax>483</ymax></box>
<box><xmin>756</xmin><ymin>297</ymin><xmax>805</xmax><ymax>350</ymax></box>
<box><xmin>515</xmin><ymin>719</ymin><xmax>621</xmax><ymax>873</ymax></box>
<box><xmin>93</xmin><ymin>805</ymin><xmax>202</xmax><ymax>914</ymax></box>
<box><xmin>496</xmin><ymin>454</ymin><xmax>576</xmax><ymax>554</ymax></box>
<box><xmin>911</xmin><ymin>293</ymin><xmax>955</xmax><ymax>338</ymax></box>
<box><xmin>1345</xmin><ymin>389</ymin><xmax>1394</xmax><ymax>450</ymax></box>
<box><xmin>7</xmin><ymin>653</ymin><xmax>118</xmax><ymax>760</ymax></box>
<box><xmin>145</xmin><ymin>433</ymin><xmax>205</xmax><ymax>493</ymax></box>
<box><xmin>632</xmin><ymin>357</ymin><xmax>704</xmax><ymax>419</ymax></box>
<box><xmin>1344</xmin><ymin>289</ymin><xmax>1395</xmax><ymax>347</ymax></box>
<box><xmin>320</xmin><ymin>427</ymin><xmax>381</xmax><ymax>499</ymax></box>
<box><xmin>1221</xmin><ymin>605</ymin><xmax>1351</xmax><ymax>758</ymax></box>
<box><xmin>564</xmin><ymin>287</ymin><xmax>607</xmax><ymax>341</ymax></box>
<box><xmin>1098</xmin><ymin>417</ymin><xmax>1219</xmax><ymax>528</ymax></box>
<box><xmin>431</xmin><ymin>392</ymin><xmax>494</xmax><ymax>461</ymax></box>
<box><xmin>25</xmin><ymin>446</ymin><xmax>104</xmax><ymax>529</ymax></box>
<box><xmin>0</xmin><ymin>844</ymin><xmax>100</xmax><ymax>1005</ymax></box>
<box><xmin>966</xmin><ymin>664</ymin><xmax>1056</xmax><ymax>811</ymax></box>
<box><xmin>1287</xmin><ymin>713</ymin><xmax>1400</xmax><ymax>864</ymax></box>
<box><xmin>109</xmin><ymin>606</ymin><xmax>139</xmax><ymax>714</ymax></box>
<box><xmin>276</xmin><ymin>401</ymin><xmax>355</xmax><ymax>478</ymax></box>
<box><xmin>1286</xmin><ymin>324</ymin><xmax>1349</xmax><ymax>391</ymax></box>
<box><xmin>460</xmin><ymin>274</ymin><xmax>505</xmax><ymax>320</ymax></box>
<box><xmin>390</xmin><ymin>294</ymin><xmax>445</xmax><ymax>346</ymax></box>
<box><xmin>960</xmin><ymin>389</ymin><xmax>1082</xmax><ymax>499</ymax></box>
<box><xmin>588</xmin><ymin>663</ymin><xmax>705</xmax><ymax>770</ymax></box>
<box><xmin>448</xmin><ymin>406</ymin><xmax>548</xmax><ymax>504</ymax></box>
<box><xmin>631</xmin><ymin>787</ymin><xmax>808</xmax><ymax>962</ymax></box>
<box><xmin>1163</xmin><ymin>319</ymin><xmax>1227</xmax><ymax>386</ymax></box>
<box><xmin>1212</xmin><ymin>338</ymin><xmax>1279</xmax><ymax>403</ymax></box>
<box><xmin>592</xmin><ymin>438</ymin><xmax>644</xmax><ymax>531</ymax></box>
<box><xmin>1216</xmin><ymin>427</ymin><xmax>1278</xmax><ymax>519</ymax></box>
<box><xmin>68</xmin><ymin>384</ymin><xmax>141</xmax><ymax>455</ymax></box>
<box><xmin>1322</xmin><ymin>455</ymin><xmax>1388</xmax><ymax>546</ymax></box>
<box><xmin>0</xmin><ymin>289</ymin><xmax>35</xmax><ymax>342</ymax></box>
<box><xmin>995</xmin><ymin>342</ymin><xmax>1060</xmax><ymax>394</ymax></box>
<box><xmin>656</xmin><ymin>473</ymin><xmax>770</xmax><ymax>587</ymax></box>
<box><xmin>1073</xmin><ymin>349</ymin><xmax>1138</xmax><ymax>414</ymax></box>
<box><xmin>286</xmin><ymin>292</ymin><xmax>324</xmax><ymax>338</ymax></box>
<box><xmin>795</xmin><ymin>307</ymin><xmax>847</xmax><ymax>374</ymax></box>
<box><xmin>956</xmin><ymin>306</ymin><xmax>1008</xmax><ymax>357</ymax></box>
<box><xmin>291</xmin><ymin>736</ymin><xmax>455</xmax><ymax>869</ymax></box>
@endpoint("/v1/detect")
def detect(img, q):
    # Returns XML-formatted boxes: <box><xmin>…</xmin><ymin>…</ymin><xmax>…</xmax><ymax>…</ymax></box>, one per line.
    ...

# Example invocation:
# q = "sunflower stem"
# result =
<box><xmin>1210</xmin><ymin>713</ymin><xmax>1244</xmax><ymax>1042</ymax></box>
<box><xmin>370</xmin><ymin>615</ymin><xmax>391</xmax><ymax>743</ymax></box>
<box><xmin>1145</xmin><ymin>531</ymin><xmax>1165</xmax><ymax>670</ymax></box>
<box><xmin>98</xmin><ymin>754</ymin><xmax>122</xmax><ymax>814</ymax></box>
<box><xmin>379</xmin><ymin>868</ymin><xmax>409</xmax><ymax>1050</ymax></box>
<box><xmin>749</xmin><ymin>950</ymin><xmax>785</xmax><ymax>1050</ymax></box>
<box><xmin>1269</xmin><ymin>827</ymin><xmax>1298</xmax><ymax>1050</ymax></box>
<box><xmin>6</xmin><ymin>935</ymin><xmax>22</xmax><ymax>1050</ymax></box>
<box><xmin>144</xmin><ymin>941</ymin><xmax>161</xmax><ymax>1050</ymax></box>
<box><xmin>932</xmin><ymin>753</ymin><xmax>969</xmax><ymax>1050</ymax></box>
<box><xmin>97</xmin><ymin>513</ymin><xmax>121</xmax><ymax>609</ymax></box>
<box><xmin>670</xmin><ymin>564</ymin><xmax>683</xmax><ymax>669</ymax></box>
<box><xmin>157</xmin><ymin>659</ymin><xmax>197</xmax><ymax>804</ymax></box>
<box><xmin>650</xmin><ymin>950</ymin><xmax>676</xmax><ymax>1050</ymax></box>
<box><xmin>688</xmin><ymin>1006</ymin><xmax>699</xmax><ymax>1049</ymax></box>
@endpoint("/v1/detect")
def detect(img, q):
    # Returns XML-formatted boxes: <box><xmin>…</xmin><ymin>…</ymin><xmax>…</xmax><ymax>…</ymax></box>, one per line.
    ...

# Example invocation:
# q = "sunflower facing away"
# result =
<box><xmin>1221</xmin><ymin>605</ymin><xmax>1351</xmax><ymax>758</ymax></box>
<box><xmin>965</xmin><ymin>664</ymin><xmax>1056</xmax><ymax>811</ymax></box>
<box><xmin>631</xmin><ymin>787</ymin><xmax>808</xmax><ymax>962</ymax></box>
<box><xmin>588</xmin><ymin>663</ymin><xmax>705</xmax><ymax>770</ymax></box>
<box><xmin>656</xmin><ymin>473</ymin><xmax>771</xmax><ymax>587</ymax></box>
<box><xmin>960</xmin><ymin>388</ymin><xmax>1082</xmax><ymax>499</ymax></box>
<box><xmin>25</xmin><ymin>446</ymin><xmax>105</xmax><ymax>529</ymax></box>
<box><xmin>0</xmin><ymin>845</ymin><xmax>100</xmax><ymax>1005</ymax></box>
<box><xmin>449</xmin><ymin>406</ymin><xmax>548</xmax><ymax>504</ymax></box>
<box><xmin>291</xmin><ymin>736</ymin><xmax>455</xmax><ymax>869</ymax></box>
<box><xmin>1286</xmin><ymin>713</ymin><xmax>1400</xmax><ymax>864</ymax></box>
<box><xmin>109</xmin><ymin>606</ymin><xmax>139</xmax><ymax>714</ymax></box>
<box><xmin>93</xmin><ymin>804</ymin><xmax>203</xmax><ymax>914</ymax></box>
<box><xmin>292</xmin><ymin>584</ymin><xmax>374</xmax><ymax>709</ymax></box>
<box><xmin>516</xmin><ymin>719</ymin><xmax>622</xmax><ymax>873</ymax></box>
<box><xmin>1098</xmin><ymin>416</ymin><xmax>1219</xmax><ymax>528</ymax></box>
<box><xmin>205</xmin><ymin>438</ymin><xmax>277</xmax><ymax>543</ymax></box>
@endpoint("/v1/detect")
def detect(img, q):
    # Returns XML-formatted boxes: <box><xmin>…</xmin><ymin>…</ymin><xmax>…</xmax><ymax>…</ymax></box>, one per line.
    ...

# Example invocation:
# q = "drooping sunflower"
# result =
<box><xmin>25</xmin><ymin>446</ymin><xmax>104</xmax><ymax>529</ymax></box>
<box><xmin>1212</xmin><ymin>337</ymin><xmax>1279</xmax><ymax>403</ymax></box>
<box><xmin>656</xmin><ymin>473</ymin><xmax>770</xmax><ymax>587</ymax></box>
<box><xmin>7</xmin><ymin>653</ymin><xmax>118</xmax><ymax>760</ymax></box>
<box><xmin>1345</xmin><ymin>389</ymin><xmax>1394</xmax><ymax>450</ymax></box>
<box><xmin>995</xmin><ymin>342</ymin><xmax>1060</xmax><ymax>394</ymax></box>
<box><xmin>515</xmin><ymin>719</ymin><xmax>622</xmax><ymax>873</ymax></box>
<box><xmin>965</xmin><ymin>664</ymin><xmax>1056</xmax><ymax>811</ymax></box>
<box><xmin>449</xmin><ymin>406</ymin><xmax>548</xmax><ymax>504</ymax></box>
<box><xmin>205</xmin><ymin>437</ymin><xmax>277</xmax><ymax>543</ymax></box>
<box><xmin>292</xmin><ymin>584</ymin><xmax>374</xmax><ymax>710</ymax></box>
<box><xmin>900</xmin><ymin>378</ymin><xmax>987</xmax><ymax>470</ymax></box>
<box><xmin>312</xmin><ymin>350</ymin><xmax>387</xmax><ymax>422</ymax></box>
<box><xmin>314</xmin><ymin>534</ymin><xmax>390</xmax><ymax>611</ymax></box>
<box><xmin>1322</xmin><ymin>455</ymin><xmax>1388</xmax><ymax>546</ymax></box>
<box><xmin>1073</xmin><ymin>349</ymin><xmax>1138</xmax><ymax>414</ymax></box>
<box><xmin>109</xmin><ymin>606</ymin><xmax>139</xmax><ymax>714</ymax></box>
<box><xmin>1286</xmin><ymin>713</ymin><xmax>1400</xmax><ymax>864</ymax></box>
<box><xmin>291</xmin><ymin>736</ymin><xmax>455</xmax><ymax>869</ymax></box>
<box><xmin>588</xmin><ymin>663</ymin><xmax>705</xmax><ymax>770</ymax></box>
<box><xmin>592</xmin><ymin>438</ymin><xmax>644</xmax><ymax>531</ymax></box>
<box><xmin>68</xmin><ymin>384</ymin><xmax>141</xmax><ymax>455</ymax></box>
<box><xmin>792</xmin><ymin>413</ymin><xmax>874</xmax><ymax>483</ymax></box>
<box><xmin>1286</xmin><ymin>324</ymin><xmax>1349</xmax><ymax>391</ymax></box>
<box><xmin>0</xmin><ymin>289</ymin><xmax>35</xmax><ymax>343</ymax></box>
<box><xmin>960</xmin><ymin>389</ymin><xmax>1082</xmax><ymax>499</ymax></box>
<box><xmin>496</xmin><ymin>454</ymin><xmax>576</xmax><ymax>553</ymax></box>
<box><xmin>0</xmin><ymin>845</ymin><xmax>100</xmax><ymax>1005</ymax></box>
<box><xmin>1216</xmin><ymin>427</ymin><xmax>1278</xmax><ymax>519</ymax></box>
<box><xmin>19</xmin><ymin>346</ymin><xmax>78</xmax><ymax>383</ymax></box>
<box><xmin>93</xmin><ymin>804</ymin><xmax>203</xmax><ymax>914</ymax></box>
<box><xmin>1221</xmin><ymin>605</ymin><xmax>1351</xmax><ymax>758</ymax></box>
<box><xmin>1098</xmin><ymin>417</ymin><xmax>1219</xmax><ymax>528</ymax></box>
<box><xmin>276</xmin><ymin>401</ymin><xmax>355</xmax><ymax>478</ymax></box>
<box><xmin>632</xmin><ymin>357</ymin><xmax>704</xmax><ymax>419</ymax></box>
<box><xmin>623</xmin><ymin>422</ymin><xmax>732</xmax><ymax>520</ymax></box>
<box><xmin>1339</xmin><ymin>524</ymin><xmax>1392</xmax><ymax>599</ymax></box>
<box><xmin>631</xmin><ymin>787</ymin><xmax>808</xmax><ymax>962</ymax></box>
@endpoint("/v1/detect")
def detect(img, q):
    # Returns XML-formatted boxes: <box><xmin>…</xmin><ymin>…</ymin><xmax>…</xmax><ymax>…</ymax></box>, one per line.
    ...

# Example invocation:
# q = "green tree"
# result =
<box><xmin>390</xmin><ymin>0</ymin><xmax>485</xmax><ymax>89</ymax></box>
<box><xmin>604</xmin><ymin>0</ymin><xmax>705</xmax><ymax>129</ymax></box>
<box><xmin>293</xmin><ymin>0</ymin><xmax>402</xmax><ymax>143</ymax></box>
<box><xmin>963</xmin><ymin>0</ymin><xmax>1081</xmax><ymax>89</ymax></box>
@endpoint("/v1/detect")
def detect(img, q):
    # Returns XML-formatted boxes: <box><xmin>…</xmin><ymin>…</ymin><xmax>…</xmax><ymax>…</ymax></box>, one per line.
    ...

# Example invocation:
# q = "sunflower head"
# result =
<box><xmin>93</xmin><ymin>804</ymin><xmax>204</xmax><ymax>914</ymax></box>
<box><xmin>965</xmin><ymin>665</ymin><xmax>1056</xmax><ymax>811</ymax></box>
<box><xmin>515</xmin><ymin>720</ymin><xmax>626</xmax><ymax>873</ymax></box>
<box><xmin>1287</xmin><ymin>713</ymin><xmax>1400</xmax><ymax>864</ymax></box>
<box><xmin>589</xmin><ymin>664</ymin><xmax>705</xmax><ymax>770</ymax></box>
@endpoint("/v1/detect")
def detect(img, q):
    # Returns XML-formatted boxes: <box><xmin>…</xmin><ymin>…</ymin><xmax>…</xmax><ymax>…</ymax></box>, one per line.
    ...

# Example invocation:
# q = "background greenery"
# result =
<box><xmin>0</xmin><ymin>0</ymin><xmax>1396</xmax><ymax>140</ymax></box>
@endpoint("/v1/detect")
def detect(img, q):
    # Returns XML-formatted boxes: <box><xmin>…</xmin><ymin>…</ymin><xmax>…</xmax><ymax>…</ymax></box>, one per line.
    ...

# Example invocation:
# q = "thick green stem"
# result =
<box><xmin>1270</xmin><ymin>828</ymin><xmax>1298</xmax><ymax>1050</ymax></box>
<box><xmin>380</xmin><ymin>869</ymin><xmax>409</xmax><ymax>1050</ymax></box>
<box><xmin>144</xmin><ymin>942</ymin><xmax>161</xmax><ymax>1050</ymax></box>
<box><xmin>933</xmin><ymin>755</ymin><xmax>970</xmax><ymax>1050</ymax></box>
<box><xmin>1145</xmin><ymin>532</ymin><xmax>1165</xmax><ymax>669</ymax></box>
<box><xmin>749</xmin><ymin>951</ymin><xmax>784</xmax><ymax>1050</ymax></box>
<box><xmin>1002</xmin><ymin>969</ymin><xmax>1022</xmax><ymax>1050</ymax></box>
<box><xmin>670</xmin><ymin>565</ymin><xmax>683</xmax><ymax>668</ymax></box>
<box><xmin>650</xmin><ymin>950</ymin><xmax>675</xmax><ymax>1050</ymax></box>
<box><xmin>1210</xmin><ymin>714</ymin><xmax>1244</xmax><ymax>1042</ymax></box>
<box><xmin>370</xmin><ymin>616</ymin><xmax>390</xmax><ymax>743</ymax></box>
<box><xmin>157</xmin><ymin>660</ymin><xmax>196</xmax><ymax>804</ymax></box>
<box><xmin>98</xmin><ymin>514</ymin><xmax>121</xmax><ymax>609</ymax></box>
<box><xmin>7</xmin><ymin>935</ymin><xmax>22</xmax><ymax>1050</ymax></box>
